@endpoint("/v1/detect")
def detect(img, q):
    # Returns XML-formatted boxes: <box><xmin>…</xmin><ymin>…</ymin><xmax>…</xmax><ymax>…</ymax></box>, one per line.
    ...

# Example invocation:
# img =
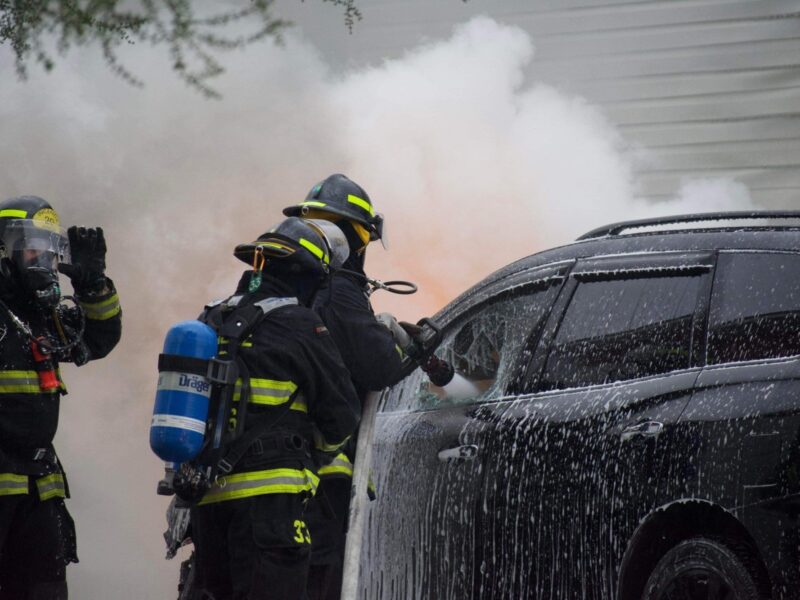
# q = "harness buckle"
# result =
<box><xmin>32</xmin><ymin>448</ymin><xmax>48</xmax><ymax>461</ymax></box>
<box><xmin>217</xmin><ymin>458</ymin><xmax>234</xmax><ymax>475</ymax></box>
<box><xmin>207</xmin><ymin>358</ymin><xmax>237</xmax><ymax>385</ymax></box>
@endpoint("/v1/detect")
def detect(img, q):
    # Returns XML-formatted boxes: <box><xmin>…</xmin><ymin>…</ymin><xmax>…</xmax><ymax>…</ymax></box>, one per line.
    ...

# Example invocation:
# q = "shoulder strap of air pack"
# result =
<box><xmin>199</xmin><ymin>296</ymin><xmax>297</xmax><ymax>340</ymax></box>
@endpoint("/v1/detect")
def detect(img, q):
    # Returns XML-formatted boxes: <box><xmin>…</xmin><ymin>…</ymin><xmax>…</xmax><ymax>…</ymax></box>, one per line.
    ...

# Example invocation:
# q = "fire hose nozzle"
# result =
<box><xmin>422</xmin><ymin>355</ymin><xmax>455</xmax><ymax>387</ymax></box>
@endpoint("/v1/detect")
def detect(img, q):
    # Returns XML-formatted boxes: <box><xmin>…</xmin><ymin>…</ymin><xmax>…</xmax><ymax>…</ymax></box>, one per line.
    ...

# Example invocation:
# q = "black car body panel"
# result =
<box><xmin>362</xmin><ymin>224</ymin><xmax>800</xmax><ymax>599</ymax></box>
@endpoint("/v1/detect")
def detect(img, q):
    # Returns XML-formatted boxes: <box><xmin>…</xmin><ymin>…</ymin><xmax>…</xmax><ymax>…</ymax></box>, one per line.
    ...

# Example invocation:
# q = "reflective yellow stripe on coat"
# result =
<box><xmin>79</xmin><ymin>292</ymin><xmax>121</xmax><ymax>321</ymax></box>
<box><xmin>36</xmin><ymin>473</ymin><xmax>66</xmax><ymax>501</ymax></box>
<box><xmin>0</xmin><ymin>371</ymin><xmax>41</xmax><ymax>394</ymax></box>
<box><xmin>0</xmin><ymin>473</ymin><xmax>28</xmax><ymax>496</ymax></box>
<box><xmin>198</xmin><ymin>467</ymin><xmax>319</xmax><ymax>505</ymax></box>
<box><xmin>318</xmin><ymin>453</ymin><xmax>353</xmax><ymax>478</ymax></box>
<box><xmin>0</xmin><ymin>473</ymin><xmax>66</xmax><ymax>500</ymax></box>
<box><xmin>0</xmin><ymin>370</ymin><xmax>65</xmax><ymax>394</ymax></box>
<box><xmin>232</xmin><ymin>379</ymin><xmax>307</xmax><ymax>412</ymax></box>
<box><xmin>316</xmin><ymin>456</ymin><xmax>377</xmax><ymax>496</ymax></box>
<box><xmin>217</xmin><ymin>337</ymin><xmax>306</xmax><ymax>412</ymax></box>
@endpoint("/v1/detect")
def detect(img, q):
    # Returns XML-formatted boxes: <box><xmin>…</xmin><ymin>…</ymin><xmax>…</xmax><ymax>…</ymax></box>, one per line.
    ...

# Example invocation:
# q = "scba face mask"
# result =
<box><xmin>2</xmin><ymin>217</ymin><xmax>70</xmax><ymax>307</ymax></box>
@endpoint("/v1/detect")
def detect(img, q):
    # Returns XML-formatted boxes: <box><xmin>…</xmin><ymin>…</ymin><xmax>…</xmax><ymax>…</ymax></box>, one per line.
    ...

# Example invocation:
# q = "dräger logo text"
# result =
<box><xmin>178</xmin><ymin>374</ymin><xmax>211</xmax><ymax>394</ymax></box>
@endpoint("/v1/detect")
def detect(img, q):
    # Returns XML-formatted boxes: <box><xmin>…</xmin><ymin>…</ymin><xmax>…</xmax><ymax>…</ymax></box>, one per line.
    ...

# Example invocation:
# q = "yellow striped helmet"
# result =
<box><xmin>234</xmin><ymin>217</ymin><xmax>349</xmax><ymax>276</ymax></box>
<box><xmin>0</xmin><ymin>195</ymin><xmax>68</xmax><ymax>306</ymax></box>
<box><xmin>282</xmin><ymin>174</ymin><xmax>384</xmax><ymax>244</ymax></box>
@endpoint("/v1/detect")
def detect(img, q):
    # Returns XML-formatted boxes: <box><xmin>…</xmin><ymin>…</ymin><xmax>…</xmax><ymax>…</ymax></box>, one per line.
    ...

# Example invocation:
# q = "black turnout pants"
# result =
<box><xmin>191</xmin><ymin>493</ymin><xmax>311</xmax><ymax>600</ymax></box>
<box><xmin>305</xmin><ymin>478</ymin><xmax>351</xmax><ymax>600</ymax></box>
<box><xmin>0</xmin><ymin>494</ymin><xmax>77</xmax><ymax>600</ymax></box>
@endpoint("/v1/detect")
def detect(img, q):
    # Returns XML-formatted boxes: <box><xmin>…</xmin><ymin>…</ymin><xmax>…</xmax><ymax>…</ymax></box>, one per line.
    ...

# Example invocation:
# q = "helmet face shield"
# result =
<box><xmin>304</xmin><ymin>219</ymin><xmax>350</xmax><ymax>269</ymax></box>
<box><xmin>0</xmin><ymin>218</ymin><xmax>69</xmax><ymax>307</ymax></box>
<box><xmin>2</xmin><ymin>218</ymin><xmax>70</xmax><ymax>270</ymax></box>
<box><xmin>372</xmin><ymin>213</ymin><xmax>387</xmax><ymax>249</ymax></box>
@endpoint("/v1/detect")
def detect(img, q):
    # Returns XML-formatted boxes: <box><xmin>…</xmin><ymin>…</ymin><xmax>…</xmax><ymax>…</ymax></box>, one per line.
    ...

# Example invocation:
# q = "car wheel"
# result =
<box><xmin>643</xmin><ymin>537</ymin><xmax>761</xmax><ymax>600</ymax></box>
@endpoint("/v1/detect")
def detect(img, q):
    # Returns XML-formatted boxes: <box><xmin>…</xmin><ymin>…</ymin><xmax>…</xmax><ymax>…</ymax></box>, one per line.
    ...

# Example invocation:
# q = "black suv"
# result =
<box><xmin>362</xmin><ymin>213</ymin><xmax>800</xmax><ymax>600</ymax></box>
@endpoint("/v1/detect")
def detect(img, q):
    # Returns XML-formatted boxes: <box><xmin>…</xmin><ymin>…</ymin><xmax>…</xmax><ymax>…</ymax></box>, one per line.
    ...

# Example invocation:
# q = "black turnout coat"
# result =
<box><xmin>195</xmin><ymin>275</ymin><xmax>360</xmax><ymax>505</ymax></box>
<box><xmin>0</xmin><ymin>282</ymin><xmax>122</xmax><ymax>498</ymax></box>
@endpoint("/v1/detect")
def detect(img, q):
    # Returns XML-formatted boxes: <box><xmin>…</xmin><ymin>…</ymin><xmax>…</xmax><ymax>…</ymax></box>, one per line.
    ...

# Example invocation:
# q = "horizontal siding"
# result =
<box><xmin>575</xmin><ymin>69</ymin><xmax>800</xmax><ymax>103</ymax></box>
<box><xmin>512</xmin><ymin>0</ymin><xmax>800</xmax><ymax>35</ymax></box>
<box><xmin>641</xmin><ymin>139</ymin><xmax>799</xmax><ymax>171</ymax></box>
<box><xmin>623</xmin><ymin>116</ymin><xmax>800</xmax><ymax>147</ymax></box>
<box><xmin>602</xmin><ymin>87</ymin><xmax>800</xmax><ymax>125</ymax></box>
<box><xmin>278</xmin><ymin>0</ymin><xmax>800</xmax><ymax>208</ymax></box>
<box><xmin>533</xmin><ymin>18</ymin><xmax>800</xmax><ymax>58</ymax></box>
<box><xmin>532</xmin><ymin>38</ymin><xmax>800</xmax><ymax>81</ymax></box>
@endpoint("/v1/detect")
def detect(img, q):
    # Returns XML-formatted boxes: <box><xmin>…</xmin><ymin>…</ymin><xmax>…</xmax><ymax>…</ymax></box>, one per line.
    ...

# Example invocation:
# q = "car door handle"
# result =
<box><xmin>438</xmin><ymin>444</ymin><xmax>479</xmax><ymax>462</ymax></box>
<box><xmin>620</xmin><ymin>421</ymin><xmax>663</xmax><ymax>442</ymax></box>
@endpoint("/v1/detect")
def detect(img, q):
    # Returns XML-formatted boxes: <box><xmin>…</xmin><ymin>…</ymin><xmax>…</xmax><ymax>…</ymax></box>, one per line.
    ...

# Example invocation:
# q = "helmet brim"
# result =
<box><xmin>283</xmin><ymin>203</ymin><xmax>384</xmax><ymax>243</ymax></box>
<box><xmin>233</xmin><ymin>238</ymin><xmax>296</xmax><ymax>266</ymax></box>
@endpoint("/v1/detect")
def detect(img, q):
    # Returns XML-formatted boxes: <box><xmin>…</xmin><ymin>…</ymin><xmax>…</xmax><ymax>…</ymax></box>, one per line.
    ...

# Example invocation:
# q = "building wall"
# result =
<box><xmin>278</xmin><ymin>0</ymin><xmax>800</xmax><ymax>208</ymax></box>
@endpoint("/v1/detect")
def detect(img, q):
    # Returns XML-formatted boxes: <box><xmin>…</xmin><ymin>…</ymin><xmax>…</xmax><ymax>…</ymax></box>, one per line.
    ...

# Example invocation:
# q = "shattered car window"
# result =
<box><xmin>409</xmin><ymin>287</ymin><xmax>556</xmax><ymax>410</ymax></box>
<box><xmin>541</xmin><ymin>274</ymin><xmax>703</xmax><ymax>390</ymax></box>
<box><xmin>708</xmin><ymin>252</ymin><xmax>800</xmax><ymax>364</ymax></box>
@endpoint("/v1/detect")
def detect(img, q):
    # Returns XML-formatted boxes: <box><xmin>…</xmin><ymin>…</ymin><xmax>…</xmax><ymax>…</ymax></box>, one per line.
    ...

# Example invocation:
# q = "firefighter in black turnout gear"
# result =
<box><xmin>0</xmin><ymin>195</ymin><xmax>121</xmax><ymax>600</ymax></box>
<box><xmin>284</xmin><ymin>174</ymin><xmax>412</xmax><ymax>600</ymax></box>
<box><xmin>186</xmin><ymin>217</ymin><xmax>360</xmax><ymax>600</ymax></box>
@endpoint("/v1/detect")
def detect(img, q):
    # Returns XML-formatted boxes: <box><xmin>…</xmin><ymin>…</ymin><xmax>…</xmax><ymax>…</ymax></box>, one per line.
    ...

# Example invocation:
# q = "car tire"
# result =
<box><xmin>642</xmin><ymin>537</ymin><xmax>762</xmax><ymax>600</ymax></box>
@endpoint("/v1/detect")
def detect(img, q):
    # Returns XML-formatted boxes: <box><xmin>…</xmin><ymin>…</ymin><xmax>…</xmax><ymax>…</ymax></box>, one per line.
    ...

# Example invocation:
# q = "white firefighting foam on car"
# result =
<box><xmin>0</xmin><ymin>15</ymin><xmax>755</xmax><ymax>599</ymax></box>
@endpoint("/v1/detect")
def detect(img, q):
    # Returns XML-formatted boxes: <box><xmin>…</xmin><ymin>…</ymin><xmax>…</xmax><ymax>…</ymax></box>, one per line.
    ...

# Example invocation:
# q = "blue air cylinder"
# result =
<box><xmin>150</xmin><ymin>320</ymin><xmax>217</xmax><ymax>464</ymax></box>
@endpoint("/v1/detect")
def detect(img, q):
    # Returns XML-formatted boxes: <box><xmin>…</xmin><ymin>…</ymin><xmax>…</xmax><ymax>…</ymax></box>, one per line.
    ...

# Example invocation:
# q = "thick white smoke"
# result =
<box><xmin>0</xmin><ymin>16</ymin><xmax>754</xmax><ymax>599</ymax></box>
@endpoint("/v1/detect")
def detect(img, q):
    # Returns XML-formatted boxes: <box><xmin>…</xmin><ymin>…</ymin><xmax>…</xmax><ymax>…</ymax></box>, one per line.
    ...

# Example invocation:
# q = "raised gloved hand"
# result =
<box><xmin>59</xmin><ymin>226</ymin><xmax>107</xmax><ymax>294</ymax></box>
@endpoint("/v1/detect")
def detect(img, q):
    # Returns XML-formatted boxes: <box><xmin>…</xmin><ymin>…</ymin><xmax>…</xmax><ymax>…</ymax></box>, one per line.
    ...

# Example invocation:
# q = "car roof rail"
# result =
<box><xmin>577</xmin><ymin>211</ymin><xmax>800</xmax><ymax>241</ymax></box>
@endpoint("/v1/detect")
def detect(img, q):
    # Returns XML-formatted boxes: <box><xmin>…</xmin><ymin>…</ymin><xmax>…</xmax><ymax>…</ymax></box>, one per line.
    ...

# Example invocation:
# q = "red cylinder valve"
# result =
<box><xmin>31</xmin><ymin>338</ymin><xmax>59</xmax><ymax>391</ymax></box>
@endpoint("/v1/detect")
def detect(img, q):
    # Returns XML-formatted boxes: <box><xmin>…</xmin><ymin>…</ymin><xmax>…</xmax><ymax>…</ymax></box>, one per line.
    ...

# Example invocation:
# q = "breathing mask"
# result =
<box><xmin>1</xmin><ymin>216</ymin><xmax>70</xmax><ymax>308</ymax></box>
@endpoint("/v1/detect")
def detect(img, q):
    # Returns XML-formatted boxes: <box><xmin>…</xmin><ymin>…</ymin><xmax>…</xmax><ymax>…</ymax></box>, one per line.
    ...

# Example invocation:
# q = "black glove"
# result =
<box><xmin>59</xmin><ymin>226</ymin><xmax>107</xmax><ymax>294</ymax></box>
<box><xmin>400</xmin><ymin>320</ymin><xmax>437</xmax><ymax>362</ymax></box>
<box><xmin>311</xmin><ymin>428</ymin><xmax>341</xmax><ymax>468</ymax></box>
<box><xmin>172</xmin><ymin>462</ymin><xmax>211</xmax><ymax>504</ymax></box>
<box><xmin>311</xmin><ymin>448</ymin><xmax>338</xmax><ymax>469</ymax></box>
<box><xmin>400</xmin><ymin>320</ymin><xmax>454</xmax><ymax>385</ymax></box>
<box><xmin>399</xmin><ymin>320</ymin><xmax>423</xmax><ymax>342</ymax></box>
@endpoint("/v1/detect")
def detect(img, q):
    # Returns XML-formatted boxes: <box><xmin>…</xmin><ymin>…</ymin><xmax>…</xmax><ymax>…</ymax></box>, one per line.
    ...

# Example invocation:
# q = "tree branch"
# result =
<box><xmin>0</xmin><ymin>0</ymin><xmax>359</xmax><ymax>97</ymax></box>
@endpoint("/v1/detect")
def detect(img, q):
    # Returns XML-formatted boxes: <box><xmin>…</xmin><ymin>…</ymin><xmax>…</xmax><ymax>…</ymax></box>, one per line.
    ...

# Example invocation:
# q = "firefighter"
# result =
<box><xmin>184</xmin><ymin>217</ymin><xmax>360</xmax><ymax>600</ymax></box>
<box><xmin>283</xmin><ymin>174</ymin><xmax>411</xmax><ymax>600</ymax></box>
<box><xmin>0</xmin><ymin>195</ymin><xmax>122</xmax><ymax>600</ymax></box>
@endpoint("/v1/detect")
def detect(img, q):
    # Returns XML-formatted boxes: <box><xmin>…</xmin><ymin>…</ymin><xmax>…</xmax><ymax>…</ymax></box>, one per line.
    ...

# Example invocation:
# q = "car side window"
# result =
<box><xmin>380</xmin><ymin>286</ymin><xmax>558</xmax><ymax>412</ymax></box>
<box><xmin>540</xmin><ymin>274</ymin><xmax>704</xmax><ymax>390</ymax></box>
<box><xmin>708</xmin><ymin>252</ymin><xmax>800</xmax><ymax>364</ymax></box>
